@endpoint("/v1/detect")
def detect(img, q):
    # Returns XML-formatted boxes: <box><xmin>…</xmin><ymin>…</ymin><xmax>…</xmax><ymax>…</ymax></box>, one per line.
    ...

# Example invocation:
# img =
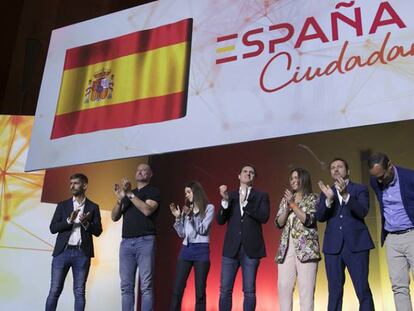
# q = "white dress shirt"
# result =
<box><xmin>67</xmin><ymin>197</ymin><xmax>85</xmax><ymax>246</ymax></box>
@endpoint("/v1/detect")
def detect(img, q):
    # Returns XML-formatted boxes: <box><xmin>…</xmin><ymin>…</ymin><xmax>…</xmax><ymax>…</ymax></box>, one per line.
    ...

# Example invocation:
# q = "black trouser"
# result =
<box><xmin>170</xmin><ymin>259</ymin><xmax>211</xmax><ymax>311</ymax></box>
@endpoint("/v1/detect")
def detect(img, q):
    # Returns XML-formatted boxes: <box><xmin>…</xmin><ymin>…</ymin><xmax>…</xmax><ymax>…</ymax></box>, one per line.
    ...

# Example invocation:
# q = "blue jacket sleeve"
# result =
<box><xmin>346</xmin><ymin>185</ymin><xmax>369</xmax><ymax>220</ymax></box>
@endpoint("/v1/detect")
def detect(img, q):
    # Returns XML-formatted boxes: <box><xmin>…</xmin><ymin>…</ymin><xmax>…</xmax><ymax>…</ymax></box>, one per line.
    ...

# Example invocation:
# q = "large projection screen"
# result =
<box><xmin>26</xmin><ymin>0</ymin><xmax>414</xmax><ymax>171</ymax></box>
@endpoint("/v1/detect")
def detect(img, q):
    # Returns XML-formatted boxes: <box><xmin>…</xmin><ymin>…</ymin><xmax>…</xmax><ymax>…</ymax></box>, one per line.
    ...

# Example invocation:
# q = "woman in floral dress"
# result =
<box><xmin>275</xmin><ymin>168</ymin><xmax>321</xmax><ymax>311</ymax></box>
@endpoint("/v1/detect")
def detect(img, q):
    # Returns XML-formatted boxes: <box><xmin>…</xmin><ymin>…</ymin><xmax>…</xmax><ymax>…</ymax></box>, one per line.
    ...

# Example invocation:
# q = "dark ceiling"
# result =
<box><xmin>0</xmin><ymin>0</ymin><xmax>155</xmax><ymax>116</ymax></box>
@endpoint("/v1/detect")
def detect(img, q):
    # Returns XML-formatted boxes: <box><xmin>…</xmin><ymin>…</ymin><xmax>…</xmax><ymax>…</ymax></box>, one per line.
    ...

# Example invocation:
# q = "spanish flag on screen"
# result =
<box><xmin>50</xmin><ymin>18</ymin><xmax>193</xmax><ymax>139</ymax></box>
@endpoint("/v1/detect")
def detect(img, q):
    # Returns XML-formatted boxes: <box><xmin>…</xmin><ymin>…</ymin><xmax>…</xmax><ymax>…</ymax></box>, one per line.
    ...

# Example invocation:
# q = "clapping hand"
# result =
<box><xmin>182</xmin><ymin>204</ymin><xmax>193</xmax><ymax>216</ymax></box>
<box><xmin>121</xmin><ymin>178</ymin><xmax>132</xmax><ymax>192</ymax></box>
<box><xmin>170</xmin><ymin>203</ymin><xmax>181</xmax><ymax>219</ymax></box>
<box><xmin>318</xmin><ymin>180</ymin><xmax>335</xmax><ymax>200</ymax></box>
<box><xmin>68</xmin><ymin>209</ymin><xmax>80</xmax><ymax>223</ymax></box>
<box><xmin>335</xmin><ymin>177</ymin><xmax>348</xmax><ymax>197</ymax></box>
<box><xmin>284</xmin><ymin>189</ymin><xmax>294</xmax><ymax>206</ymax></box>
<box><xmin>79</xmin><ymin>212</ymin><xmax>91</xmax><ymax>226</ymax></box>
<box><xmin>114</xmin><ymin>183</ymin><xmax>126</xmax><ymax>201</ymax></box>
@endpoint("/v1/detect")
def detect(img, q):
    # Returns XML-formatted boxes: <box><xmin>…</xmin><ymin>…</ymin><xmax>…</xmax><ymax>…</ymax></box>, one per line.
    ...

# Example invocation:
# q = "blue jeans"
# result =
<box><xmin>120</xmin><ymin>235</ymin><xmax>156</xmax><ymax>311</ymax></box>
<box><xmin>45</xmin><ymin>247</ymin><xmax>91</xmax><ymax>311</ymax></box>
<box><xmin>219</xmin><ymin>247</ymin><xmax>260</xmax><ymax>311</ymax></box>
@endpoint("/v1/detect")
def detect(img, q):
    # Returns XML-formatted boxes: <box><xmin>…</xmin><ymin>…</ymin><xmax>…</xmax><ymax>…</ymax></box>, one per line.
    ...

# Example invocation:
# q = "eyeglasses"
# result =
<box><xmin>376</xmin><ymin>164</ymin><xmax>392</xmax><ymax>183</ymax></box>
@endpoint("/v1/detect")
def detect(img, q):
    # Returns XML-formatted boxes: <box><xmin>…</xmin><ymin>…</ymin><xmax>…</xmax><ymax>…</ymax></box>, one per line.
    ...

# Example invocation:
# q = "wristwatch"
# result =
<box><xmin>127</xmin><ymin>193</ymin><xmax>135</xmax><ymax>199</ymax></box>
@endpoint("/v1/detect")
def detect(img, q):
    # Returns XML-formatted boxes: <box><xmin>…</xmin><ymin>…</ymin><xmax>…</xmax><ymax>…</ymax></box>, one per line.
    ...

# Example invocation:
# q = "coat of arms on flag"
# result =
<box><xmin>84</xmin><ymin>69</ymin><xmax>114</xmax><ymax>103</ymax></box>
<box><xmin>50</xmin><ymin>18</ymin><xmax>193</xmax><ymax>139</ymax></box>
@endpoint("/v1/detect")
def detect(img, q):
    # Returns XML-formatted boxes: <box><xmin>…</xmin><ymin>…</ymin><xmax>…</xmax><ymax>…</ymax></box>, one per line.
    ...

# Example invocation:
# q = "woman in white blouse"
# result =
<box><xmin>169</xmin><ymin>181</ymin><xmax>215</xmax><ymax>311</ymax></box>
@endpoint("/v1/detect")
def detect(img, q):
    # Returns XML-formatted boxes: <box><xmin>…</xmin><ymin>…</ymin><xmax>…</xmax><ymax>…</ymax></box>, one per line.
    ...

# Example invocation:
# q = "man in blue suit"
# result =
<box><xmin>217</xmin><ymin>164</ymin><xmax>270</xmax><ymax>311</ymax></box>
<box><xmin>316</xmin><ymin>158</ymin><xmax>374</xmax><ymax>311</ymax></box>
<box><xmin>368</xmin><ymin>152</ymin><xmax>414</xmax><ymax>311</ymax></box>
<box><xmin>46</xmin><ymin>173</ymin><xmax>102</xmax><ymax>311</ymax></box>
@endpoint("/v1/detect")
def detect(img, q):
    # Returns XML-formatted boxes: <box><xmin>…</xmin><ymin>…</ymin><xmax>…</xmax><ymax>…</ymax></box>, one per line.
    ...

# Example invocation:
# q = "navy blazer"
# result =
<box><xmin>49</xmin><ymin>198</ymin><xmax>102</xmax><ymax>258</ymax></box>
<box><xmin>316</xmin><ymin>181</ymin><xmax>374</xmax><ymax>254</ymax></box>
<box><xmin>217</xmin><ymin>189</ymin><xmax>270</xmax><ymax>258</ymax></box>
<box><xmin>370</xmin><ymin>166</ymin><xmax>414</xmax><ymax>245</ymax></box>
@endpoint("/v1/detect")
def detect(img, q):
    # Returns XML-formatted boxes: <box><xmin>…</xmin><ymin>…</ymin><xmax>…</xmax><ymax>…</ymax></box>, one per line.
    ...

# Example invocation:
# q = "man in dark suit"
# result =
<box><xmin>217</xmin><ymin>164</ymin><xmax>270</xmax><ymax>311</ymax></box>
<box><xmin>45</xmin><ymin>173</ymin><xmax>102</xmax><ymax>311</ymax></box>
<box><xmin>316</xmin><ymin>158</ymin><xmax>374</xmax><ymax>311</ymax></box>
<box><xmin>368</xmin><ymin>152</ymin><xmax>414</xmax><ymax>311</ymax></box>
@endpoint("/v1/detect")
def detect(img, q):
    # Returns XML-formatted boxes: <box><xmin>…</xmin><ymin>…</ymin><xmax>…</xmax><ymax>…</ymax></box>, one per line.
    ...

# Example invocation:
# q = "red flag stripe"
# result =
<box><xmin>64</xmin><ymin>19</ymin><xmax>193</xmax><ymax>70</ymax></box>
<box><xmin>50</xmin><ymin>92</ymin><xmax>187</xmax><ymax>139</ymax></box>
<box><xmin>217</xmin><ymin>33</ymin><xmax>238</xmax><ymax>42</ymax></box>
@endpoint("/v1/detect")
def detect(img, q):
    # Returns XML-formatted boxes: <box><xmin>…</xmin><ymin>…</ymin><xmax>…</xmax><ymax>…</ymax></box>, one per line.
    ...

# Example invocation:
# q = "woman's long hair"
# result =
<box><xmin>289</xmin><ymin>167</ymin><xmax>313</xmax><ymax>196</ymax></box>
<box><xmin>185</xmin><ymin>181</ymin><xmax>209</xmax><ymax>217</ymax></box>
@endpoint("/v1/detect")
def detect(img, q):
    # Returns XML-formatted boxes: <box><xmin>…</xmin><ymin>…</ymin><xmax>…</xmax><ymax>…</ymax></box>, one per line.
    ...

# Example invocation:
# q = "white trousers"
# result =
<box><xmin>278</xmin><ymin>237</ymin><xmax>318</xmax><ymax>311</ymax></box>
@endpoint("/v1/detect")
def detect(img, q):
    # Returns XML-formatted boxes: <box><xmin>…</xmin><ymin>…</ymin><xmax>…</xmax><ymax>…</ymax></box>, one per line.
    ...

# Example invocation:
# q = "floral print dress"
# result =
<box><xmin>275</xmin><ymin>193</ymin><xmax>321</xmax><ymax>263</ymax></box>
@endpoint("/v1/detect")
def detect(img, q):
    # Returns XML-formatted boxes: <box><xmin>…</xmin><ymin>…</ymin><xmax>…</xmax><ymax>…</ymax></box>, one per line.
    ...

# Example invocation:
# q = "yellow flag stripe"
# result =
<box><xmin>216</xmin><ymin>45</ymin><xmax>235</xmax><ymax>53</ymax></box>
<box><xmin>56</xmin><ymin>42</ymin><xmax>188</xmax><ymax>115</ymax></box>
